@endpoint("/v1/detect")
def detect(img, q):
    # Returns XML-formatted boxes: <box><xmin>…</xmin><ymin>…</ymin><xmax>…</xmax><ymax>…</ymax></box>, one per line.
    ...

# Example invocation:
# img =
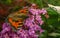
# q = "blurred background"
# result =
<box><xmin>0</xmin><ymin>0</ymin><xmax>60</xmax><ymax>38</ymax></box>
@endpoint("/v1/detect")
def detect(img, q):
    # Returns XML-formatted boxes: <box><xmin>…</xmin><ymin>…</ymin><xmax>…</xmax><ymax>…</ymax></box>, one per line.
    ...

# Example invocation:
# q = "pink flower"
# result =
<box><xmin>29</xmin><ymin>8</ymin><xmax>39</xmax><ymax>15</ymax></box>
<box><xmin>40</xmin><ymin>29</ymin><xmax>44</xmax><ymax>34</ymax></box>
<box><xmin>3</xmin><ymin>33</ymin><xmax>9</xmax><ymax>38</ymax></box>
<box><xmin>39</xmin><ymin>20</ymin><xmax>44</xmax><ymax>25</ymax></box>
<box><xmin>41</xmin><ymin>8</ymin><xmax>47</xmax><ymax>15</ymax></box>
<box><xmin>36</xmin><ymin>15</ymin><xmax>42</xmax><ymax>21</ymax></box>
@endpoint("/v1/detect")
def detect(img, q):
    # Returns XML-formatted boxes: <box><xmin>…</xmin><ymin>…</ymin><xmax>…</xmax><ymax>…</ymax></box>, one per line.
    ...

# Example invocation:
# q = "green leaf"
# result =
<box><xmin>48</xmin><ymin>33</ymin><xmax>60</xmax><ymax>37</ymax></box>
<box><xmin>39</xmin><ymin>30</ymin><xmax>48</xmax><ymax>38</ymax></box>
<box><xmin>0</xmin><ymin>0</ymin><xmax>12</xmax><ymax>5</ymax></box>
<box><xmin>48</xmin><ymin>0</ymin><xmax>60</xmax><ymax>6</ymax></box>
<box><xmin>46</xmin><ymin>7</ymin><xmax>58</xmax><ymax>25</ymax></box>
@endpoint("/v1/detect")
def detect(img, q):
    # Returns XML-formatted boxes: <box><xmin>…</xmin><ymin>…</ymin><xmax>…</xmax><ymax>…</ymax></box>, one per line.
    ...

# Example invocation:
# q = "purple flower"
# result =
<box><xmin>29</xmin><ymin>8</ymin><xmax>39</xmax><ymax>15</ymax></box>
<box><xmin>39</xmin><ymin>29</ymin><xmax>44</xmax><ymax>34</ymax></box>
<box><xmin>13</xmin><ymin>34</ymin><xmax>19</xmax><ymax>38</ymax></box>
<box><xmin>29</xmin><ymin>23</ymin><xmax>41</xmax><ymax>31</ymax></box>
<box><xmin>35</xmin><ymin>15</ymin><xmax>44</xmax><ymax>25</ymax></box>
<box><xmin>1</xmin><ymin>23</ymin><xmax>11</xmax><ymax>34</ymax></box>
<box><xmin>28</xmin><ymin>29</ymin><xmax>35</xmax><ymax>35</ymax></box>
<box><xmin>2</xmin><ymin>22</ymin><xmax>10</xmax><ymax>29</ymax></box>
<box><xmin>41</xmin><ymin>8</ymin><xmax>47</xmax><ymax>15</ymax></box>
<box><xmin>39</xmin><ymin>20</ymin><xmax>44</xmax><ymax>25</ymax></box>
<box><xmin>0</xmin><ymin>33</ymin><xmax>2</xmax><ymax>38</ymax></box>
<box><xmin>3</xmin><ymin>33</ymin><xmax>9</xmax><ymax>38</ymax></box>
<box><xmin>29</xmin><ymin>7</ymin><xmax>47</xmax><ymax>15</ymax></box>
<box><xmin>24</xmin><ymin>17</ymin><xmax>34</xmax><ymax>27</ymax></box>
<box><xmin>35</xmin><ymin>15</ymin><xmax>42</xmax><ymax>21</ymax></box>
<box><xmin>28</xmin><ymin>29</ymin><xmax>38</xmax><ymax>38</ymax></box>
<box><xmin>38</xmin><ymin>9</ymin><xmax>42</xmax><ymax>14</ymax></box>
<box><xmin>24</xmin><ymin>20</ymin><xmax>32</xmax><ymax>27</ymax></box>
<box><xmin>17</xmin><ymin>29</ymin><xmax>28</xmax><ymax>38</ymax></box>
<box><xmin>1</xmin><ymin>27</ymin><xmax>10</xmax><ymax>34</ymax></box>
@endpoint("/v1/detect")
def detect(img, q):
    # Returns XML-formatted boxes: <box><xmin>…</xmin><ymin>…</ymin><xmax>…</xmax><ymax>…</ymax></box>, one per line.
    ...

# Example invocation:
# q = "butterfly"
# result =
<box><xmin>8</xmin><ymin>8</ymin><xmax>28</xmax><ymax>31</ymax></box>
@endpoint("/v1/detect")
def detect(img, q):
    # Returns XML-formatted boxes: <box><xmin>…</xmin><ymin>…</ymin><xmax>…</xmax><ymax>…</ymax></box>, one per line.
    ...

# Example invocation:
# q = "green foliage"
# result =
<box><xmin>46</xmin><ymin>7</ymin><xmax>58</xmax><ymax>25</ymax></box>
<box><xmin>0</xmin><ymin>0</ymin><xmax>12</xmax><ymax>5</ymax></box>
<box><xmin>29</xmin><ymin>0</ymin><xmax>48</xmax><ymax>8</ymax></box>
<box><xmin>40</xmin><ymin>7</ymin><xmax>60</xmax><ymax>38</ymax></box>
<box><xmin>48</xmin><ymin>0</ymin><xmax>60</xmax><ymax>6</ymax></box>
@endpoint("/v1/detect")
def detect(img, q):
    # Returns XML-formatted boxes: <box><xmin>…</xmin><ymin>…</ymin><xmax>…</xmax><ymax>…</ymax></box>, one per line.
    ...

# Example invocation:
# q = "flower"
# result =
<box><xmin>29</xmin><ymin>8</ymin><xmax>39</xmax><ymax>15</ymax></box>
<box><xmin>41</xmin><ymin>8</ymin><xmax>47</xmax><ymax>15</ymax></box>
<box><xmin>13</xmin><ymin>34</ymin><xmax>19</xmax><ymax>38</ymax></box>
<box><xmin>28</xmin><ymin>29</ymin><xmax>38</xmax><ymax>38</ymax></box>
<box><xmin>39</xmin><ymin>29</ymin><xmax>44</xmax><ymax>34</ymax></box>
<box><xmin>0</xmin><ymin>3</ymin><xmax>47</xmax><ymax>38</ymax></box>
<box><xmin>30</xmin><ymin>25</ymin><xmax>40</xmax><ymax>31</ymax></box>
<box><xmin>3</xmin><ymin>33</ymin><xmax>9</xmax><ymax>38</ymax></box>
<box><xmin>17</xmin><ymin>29</ymin><xmax>29</xmax><ymax>38</ymax></box>
<box><xmin>2</xmin><ymin>22</ymin><xmax>11</xmax><ymax>29</ymax></box>
<box><xmin>35</xmin><ymin>15</ymin><xmax>42</xmax><ymax>21</ymax></box>
<box><xmin>1</xmin><ymin>23</ymin><xmax>11</xmax><ymax>34</ymax></box>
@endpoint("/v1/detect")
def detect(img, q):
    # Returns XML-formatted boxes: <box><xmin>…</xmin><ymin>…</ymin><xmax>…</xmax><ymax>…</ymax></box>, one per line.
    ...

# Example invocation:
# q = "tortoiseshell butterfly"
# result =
<box><xmin>7</xmin><ymin>7</ymin><xmax>28</xmax><ymax>31</ymax></box>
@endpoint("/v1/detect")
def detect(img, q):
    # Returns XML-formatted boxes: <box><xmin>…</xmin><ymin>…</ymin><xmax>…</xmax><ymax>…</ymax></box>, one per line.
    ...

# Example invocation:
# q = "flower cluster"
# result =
<box><xmin>0</xmin><ymin>4</ymin><xmax>47</xmax><ymax>38</ymax></box>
